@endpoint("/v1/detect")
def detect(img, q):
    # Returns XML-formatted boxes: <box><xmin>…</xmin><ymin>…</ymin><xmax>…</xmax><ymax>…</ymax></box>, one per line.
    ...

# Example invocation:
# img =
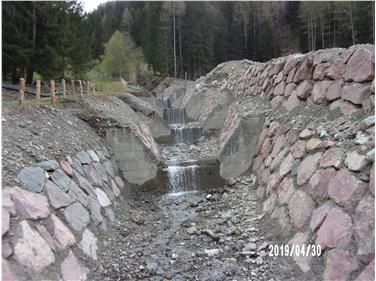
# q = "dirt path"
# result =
<box><xmin>90</xmin><ymin>176</ymin><xmax>319</xmax><ymax>281</ymax></box>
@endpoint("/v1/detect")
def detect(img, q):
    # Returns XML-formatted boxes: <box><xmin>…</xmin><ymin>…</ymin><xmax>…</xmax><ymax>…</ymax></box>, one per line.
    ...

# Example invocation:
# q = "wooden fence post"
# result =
<box><xmin>71</xmin><ymin>80</ymin><xmax>75</xmax><ymax>97</ymax></box>
<box><xmin>19</xmin><ymin>78</ymin><xmax>25</xmax><ymax>105</ymax></box>
<box><xmin>79</xmin><ymin>80</ymin><xmax>83</xmax><ymax>98</ymax></box>
<box><xmin>36</xmin><ymin>80</ymin><xmax>41</xmax><ymax>106</ymax></box>
<box><xmin>62</xmin><ymin>78</ymin><xmax>66</xmax><ymax>99</ymax></box>
<box><xmin>50</xmin><ymin>80</ymin><xmax>56</xmax><ymax>105</ymax></box>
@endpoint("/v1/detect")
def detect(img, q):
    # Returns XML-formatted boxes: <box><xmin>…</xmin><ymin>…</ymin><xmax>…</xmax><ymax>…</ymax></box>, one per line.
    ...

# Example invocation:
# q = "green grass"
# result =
<box><xmin>93</xmin><ymin>79</ymin><xmax>125</xmax><ymax>95</ymax></box>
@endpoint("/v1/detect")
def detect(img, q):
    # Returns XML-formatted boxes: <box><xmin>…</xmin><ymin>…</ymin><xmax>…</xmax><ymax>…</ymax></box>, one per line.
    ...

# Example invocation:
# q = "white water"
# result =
<box><xmin>170</xmin><ymin>124</ymin><xmax>203</xmax><ymax>144</ymax></box>
<box><xmin>163</xmin><ymin>108</ymin><xmax>186</xmax><ymax>124</ymax></box>
<box><xmin>165</xmin><ymin>164</ymin><xmax>199</xmax><ymax>194</ymax></box>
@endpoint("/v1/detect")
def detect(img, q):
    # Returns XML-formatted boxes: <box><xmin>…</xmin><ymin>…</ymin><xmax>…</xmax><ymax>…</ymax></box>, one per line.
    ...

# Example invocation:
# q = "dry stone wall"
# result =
<box><xmin>3</xmin><ymin>148</ymin><xmax>126</xmax><ymax>281</ymax></box>
<box><xmin>178</xmin><ymin>44</ymin><xmax>374</xmax><ymax>280</ymax></box>
<box><xmin>216</xmin><ymin>44</ymin><xmax>375</xmax><ymax>280</ymax></box>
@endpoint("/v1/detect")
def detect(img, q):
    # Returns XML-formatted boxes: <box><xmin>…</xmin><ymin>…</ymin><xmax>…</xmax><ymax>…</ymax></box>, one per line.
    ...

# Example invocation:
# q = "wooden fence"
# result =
<box><xmin>17</xmin><ymin>79</ymin><xmax>96</xmax><ymax>106</ymax></box>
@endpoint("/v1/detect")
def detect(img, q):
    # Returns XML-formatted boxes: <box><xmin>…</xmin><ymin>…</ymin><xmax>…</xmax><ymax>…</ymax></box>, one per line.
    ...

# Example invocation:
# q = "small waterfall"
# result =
<box><xmin>166</xmin><ymin>164</ymin><xmax>199</xmax><ymax>195</ymax></box>
<box><xmin>159</xmin><ymin>98</ymin><xmax>171</xmax><ymax>108</ymax></box>
<box><xmin>163</xmin><ymin>108</ymin><xmax>186</xmax><ymax>124</ymax></box>
<box><xmin>171</xmin><ymin>125</ymin><xmax>203</xmax><ymax>144</ymax></box>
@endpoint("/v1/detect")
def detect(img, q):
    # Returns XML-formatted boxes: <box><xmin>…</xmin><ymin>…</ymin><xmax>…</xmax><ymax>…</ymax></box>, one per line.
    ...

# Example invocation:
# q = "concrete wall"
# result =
<box><xmin>105</xmin><ymin>128</ymin><xmax>159</xmax><ymax>185</ymax></box>
<box><xmin>219</xmin><ymin>115</ymin><xmax>265</xmax><ymax>180</ymax></box>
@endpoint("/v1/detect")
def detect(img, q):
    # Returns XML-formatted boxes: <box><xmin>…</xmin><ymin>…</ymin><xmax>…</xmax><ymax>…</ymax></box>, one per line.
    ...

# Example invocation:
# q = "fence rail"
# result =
<box><xmin>12</xmin><ymin>79</ymin><xmax>97</xmax><ymax>106</ymax></box>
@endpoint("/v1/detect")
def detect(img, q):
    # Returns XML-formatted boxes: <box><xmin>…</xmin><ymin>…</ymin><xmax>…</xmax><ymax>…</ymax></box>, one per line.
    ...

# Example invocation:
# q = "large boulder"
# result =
<box><xmin>344</xmin><ymin>47</ymin><xmax>374</xmax><ymax>82</ymax></box>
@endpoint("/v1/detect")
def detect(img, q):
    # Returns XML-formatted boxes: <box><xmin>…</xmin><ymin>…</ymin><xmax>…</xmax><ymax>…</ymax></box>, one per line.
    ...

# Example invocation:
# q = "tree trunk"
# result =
<box><xmin>26</xmin><ymin>2</ymin><xmax>37</xmax><ymax>84</ymax></box>
<box><xmin>178</xmin><ymin>15</ymin><xmax>183</xmax><ymax>78</ymax></box>
<box><xmin>253</xmin><ymin>12</ymin><xmax>256</xmax><ymax>60</ymax></box>
<box><xmin>349</xmin><ymin>3</ymin><xmax>355</xmax><ymax>45</ymax></box>
<box><xmin>321</xmin><ymin>15</ymin><xmax>324</xmax><ymax>49</ymax></box>
<box><xmin>307</xmin><ymin>18</ymin><xmax>311</xmax><ymax>51</ymax></box>
<box><xmin>243</xmin><ymin>10</ymin><xmax>248</xmax><ymax>56</ymax></box>
<box><xmin>173</xmin><ymin>5</ymin><xmax>177</xmax><ymax>78</ymax></box>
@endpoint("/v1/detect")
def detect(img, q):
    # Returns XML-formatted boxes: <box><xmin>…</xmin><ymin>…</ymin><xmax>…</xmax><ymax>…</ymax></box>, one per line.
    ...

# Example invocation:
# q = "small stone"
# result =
<box><xmin>131</xmin><ymin>214</ymin><xmax>144</xmax><ymax>225</ymax></box>
<box><xmin>361</xmin><ymin>116</ymin><xmax>375</xmax><ymax>130</ymax></box>
<box><xmin>95</xmin><ymin>150</ymin><xmax>107</xmax><ymax>161</ymax></box>
<box><xmin>14</xmin><ymin>221</ymin><xmax>55</xmax><ymax>271</ymax></box>
<box><xmin>283</xmin><ymin>91</ymin><xmax>301</xmax><ymax>111</ymax></box>
<box><xmin>80</xmin><ymin>229</ymin><xmax>98</xmax><ymax>260</ymax></box>
<box><xmin>344</xmin><ymin>47</ymin><xmax>374</xmax><ymax>82</ymax></box>
<box><xmin>104</xmin><ymin>161</ymin><xmax>116</xmax><ymax>178</ymax></box>
<box><xmin>2</xmin><ymin>189</ymin><xmax>16</xmax><ymax>215</ymax></box>
<box><xmin>146</xmin><ymin>261</ymin><xmax>158</xmax><ymax>275</ymax></box>
<box><xmin>341</xmin><ymin>83</ymin><xmax>371</xmax><ymax>105</ymax></box>
<box><xmin>16</xmin><ymin>167</ymin><xmax>45</xmax><ymax>193</ymax></box>
<box><xmin>76</xmin><ymin>151</ymin><xmax>92</xmax><ymax>165</ymax></box>
<box><xmin>45</xmin><ymin>180</ymin><xmax>74</xmax><ymax>209</ymax></box>
<box><xmin>263</xmin><ymin>193</ymin><xmax>277</xmax><ymax>214</ymax></box>
<box><xmin>311</xmin><ymin>168</ymin><xmax>337</xmax><ymax>201</ymax></box>
<box><xmin>36</xmin><ymin>160</ymin><xmax>59</xmax><ymax>171</ymax></box>
<box><xmin>51</xmin><ymin>214</ymin><xmax>76</xmax><ymax>250</ymax></box>
<box><xmin>59</xmin><ymin>160</ymin><xmax>73</xmax><ymax>177</ymax></box>
<box><xmin>299</xmin><ymin>129</ymin><xmax>313</xmax><ymax>140</ymax></box>
<box><xmin>202</xmin><ymin>229</ymin><xmax>220</xmax><ymax>241</ymax></box>
<box><xmin>288</xmin><ymin>232</ymin><xmax>311</xmax><ymax>272</ymax></box>
<box><xmin>354</xmin><ymin>259</ymin><xmax>375</xmax><ymax>281</ymax></box>
<box><xmin>309</xmin><ymin>201</ymin><xmax>335</xmax><ymax>231</ymax></box>
<box><xmin>370</xmin><ymin>164</ymin><xmax>375</xmax><ymax>196</ymax></box>
<box><xmin>290</xmin><ymin>140</ymin><xmax>306</xmax><ymax>159</ymax></box>
<box><xmin>83</xmin><ymin>165</ymin><xmax>103</xmax><ymax>186</ymax></box>
<box><xmin>297</xmin><ymin>152</ymin><xmax>322</xmax><ymax>185</ymax></box>
<box><xmin>51</xmin><ymin>169</ymin><xmax>71</xmax><ymax>192</ymax></box>
<box><xmin>354</xmin><ymin>195</ymin><xmax>375</xmax><ymax>263</ymax></box>
<box><xmin>66</xmin><ymin>155</ymin><xmax>74</xmax><ymax>165</ymax></box>
<box><xmin>64</xmin><ymin>202</ymin><xmax>90</xmax><ymax>232</ymax></box>
<box><xmin>277</xmin><ymin>177</ymin><xmax>295</xmax><ymax>205</ymax></box>
<box><xmin>279</xmin><ymin>153</ymin><xmax>294</xmax><ymax>177</ymax></box>
<box><xmin>288</xmin><ymin>190</ymin><xmax>315</xmax><ymax>228</ymax></box>
<box><xmin>328</xmin><ymin>168</ymin><xmax>367</xmax><ymax>207</ymax></box>
<box><xmin>2</xmin><ymin>208</ymin><xmax>10</xmax><ymax>235</ymax></box>
<box><xmin>61</xmin><ymin>251</ymin><xmax>89</xmax><ymax>281</ymax></box>
<box><xmin>68</xmin><ymin>181</ymin><xmax>89</xmax><ymax>207</ymax></box>
<box><xmin>323</xmin><ymin>249</ymin><xmax>358</xmax><ymax>281</ymax></box>
<box><xmin>187</xmin><ymin>226</ymin><xmax>199</xmax><ymax>235</ymax></box>
<box><xmin>9</xmin><ymin>187</ymin><xmax>50</xmax><ymax>220</ymax></box>
<box><xmin>88</xmin><ymin>150</ymin><xmax>100</xmax><ymax>162</ymax></box>
<box><xmin>345</xmin><ymin>151</ymin><xmax>371</xmax><ymax>171</ymax></box>
<box><xmin>114</xmin><ymin>176</ymin><xmax>125</xmax><ymax>189</ymax></box>
<box><xmin>2</xmin><ymin>241</ymin><xmax>13</xmax><ymax>258</ymax></box>
<box><xmin>326</xmin><ymin>80</ymin><xmax>343</xmax><ymax>101</ymax></box>
<box><xmin>36</xmin><ymin>225</ymin><xmax>56</xmax><ymax>251</ymax></box>
<box><xmin>204</xmin><ymin>249</ymin><xmax>222</xmax><ymax>257</ymax></box>
<box><xmin>306</xmin><ymin>138</ymin><xmax>323</xmax><ymax>152</ymax></box>
<box><xmin>105</xmin><ymin>207</ymin><xmax>115</xmax><ymax>223</ymax></box>
<box><xmin>295</xmin><ymin>80</ymin><xmax>312</xmax><ymax>100</ymax></box>
<box><xmin>95</xmin><ymin>188</ymin><xmax>111</xmax><ymax>207</ymax></box>
<box><xmin>341</xmin><ymin>100</ymin><xmax>362</xmax><ymax>115</ymax></box>
<box><xmin>110</xmin><ymin>179</ymin><xmax>121</xmax><ymax>197</ymax></box>
<box><xmin>72</xmin><ymin>157</ymin><xmax>85</xmax><ymax>176</ymax></box>
<box><xmin>315</xmin><ymin>208</ymin><xmax>352</xmax><ymax>249</ymax></box>
<box><xmin>320</xmin><ymin>147</ymin><xmax>344</xmax><ymax>169</ymax></box>
<box><xmin>312</xmin><ymin>80</ymin><xmax>333</xmax><ymax>104</ymax></box>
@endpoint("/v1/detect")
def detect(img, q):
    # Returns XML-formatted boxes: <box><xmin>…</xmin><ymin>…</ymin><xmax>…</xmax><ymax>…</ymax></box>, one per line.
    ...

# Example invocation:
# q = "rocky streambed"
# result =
<box><xmin>91</xmin><ymin>176</ymin><xmax>316</xmax><ymax>281</ymax></box>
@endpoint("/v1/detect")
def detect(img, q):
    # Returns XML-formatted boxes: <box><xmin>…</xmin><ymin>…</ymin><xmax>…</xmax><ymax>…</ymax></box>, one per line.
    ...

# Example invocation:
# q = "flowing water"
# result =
<box><xmin>160</xmin><ymin>100</ymin><xmax>205</xmax><ymax>195</ymax></box>
<box><xmin>165</xmin><ymin>164</ymin><xmax>199</xmax><ymax>196</ymax></box>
